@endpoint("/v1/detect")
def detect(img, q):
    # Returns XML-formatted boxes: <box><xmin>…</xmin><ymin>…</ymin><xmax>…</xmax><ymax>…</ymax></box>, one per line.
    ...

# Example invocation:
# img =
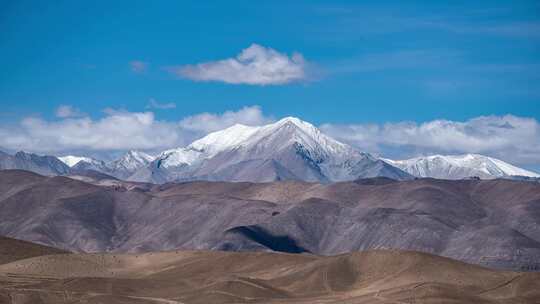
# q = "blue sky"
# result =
<box><xmin>1</xmin><ymin>1</ymin><xmax>540</xmax><ymax>169</ymax></box>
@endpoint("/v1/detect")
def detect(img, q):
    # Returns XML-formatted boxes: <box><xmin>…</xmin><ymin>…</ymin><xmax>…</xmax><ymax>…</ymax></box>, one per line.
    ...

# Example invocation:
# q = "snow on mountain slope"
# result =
<box><xmin>58</xmin><ymin>156</ymin><xmax>94</xmax><ymax>167</ymax></box>
<box><xmin>9</xmin><ymin>117</ymin><xmax>539</xmax><ymax>183</ymax></box>
<box><xmin>487</xmin><ymin>157</ymin><xmax>539</xmax><ymax>177</ymax></box>
<box><xmin>384</xmin><ymin>154</ymin><xmax>539</xmax><ymax>179</ymax></box>
<box><xmin>190</xmin><ymin>123</ymin><xmax>261</xmax><ymax>157</ymax></box>
<box><xmin>157</xmin><ymin>124</ymin><xmax>259</xmax><ymax>168</ymax></box>
<box><xmin>141</xmin><ymin>117</ymin><xmax>411</xmax><ymax>183</ymax></box>
<box><xmin>243</xmin><ymin>117</ymin><xmax>358</xmax><ymax>161</ymax></box>
<box><xmin>159</xmin><ymin>117</ymin><xmax>359</xmax><ymax>168</ymax></box>
<box><xmin>59</xmin><ymin>151</ymin><xmax>155</xmax><ymax>179</ymax></box>
<box><xmin>109</xmin><ymin>150</ymin><xmax>154</xmax><ymax>170</ymax></box>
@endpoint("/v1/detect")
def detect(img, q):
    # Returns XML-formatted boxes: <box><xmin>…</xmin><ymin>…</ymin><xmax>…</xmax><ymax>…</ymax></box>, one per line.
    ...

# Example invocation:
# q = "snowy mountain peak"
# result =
<box><xmin>192</xmin><ymin>117</ymin><xmax>355</xmax><ymax>161</ymax></box>
<box><xmin>268</xmin><ymin>116</ymin><xmax>321</xmax><ymax>135</ymax></box>
<box><xmin>188</xmin><ymin>123</ymin><xmax>259</xmax><ymax>156</ymax></box>
<box><xmin>160</xmin><ymin>117</ymin><xmax>351</xmax><ymax>168</ymax></box>
<box><xmin>58</xmin><ymin>155</ymin><xmax>94</xmax><ymax>167</ymax></box>
<box><xmin>256</xmin><ymin>116</ymin><xmax>354</xmax><ymax>158</ymax></box>
<box><xmin>123</xmin><ymin>150</ymin><xmax>154</xmax><ymax>163</ymax></box>
<box><xmin>274</xmin><ymin>116</ymin><xmax>311</xmax><ymax>128</ymax></box>
<box><xmin>110</xmin><ymin>150</ymin><xmax>154</xmax><ymax>171</ymax></box>
<box><xmin>385</xmin><ymin>154</ymin><xmax>539</xmax><ymax>179</ymax></box>
<box><xmin>146</xmin><ymin>116</ymin><xmax>405</xmax><ymax>183</ymax></box>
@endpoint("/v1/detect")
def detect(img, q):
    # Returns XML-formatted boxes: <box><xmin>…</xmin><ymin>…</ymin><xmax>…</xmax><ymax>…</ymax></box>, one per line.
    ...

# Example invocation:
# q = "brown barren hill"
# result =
<box><xmin>1</xmin><ymin>170</ymin><xmax>540</xmax><ymax>270</ymax></box>
<box><xmin>0</xmin><ymin>236</ymin><xmax>67</xmax><ymax>265</ymax></box>
<box><xmin>0</xmin><ymin>249</ymin><xmax>538</xmax><ymax>304</ymax></box>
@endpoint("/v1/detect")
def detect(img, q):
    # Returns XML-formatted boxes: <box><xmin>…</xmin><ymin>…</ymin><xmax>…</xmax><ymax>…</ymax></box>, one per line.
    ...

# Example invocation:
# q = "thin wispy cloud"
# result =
<box><xmin>55</xmin><ymin>105</ymin><xmax>85</xmax><ymax>118</ymax></box>
<box><xmin>130</xmin><ymin>60</ymin><xmax>148</xmax><ymax>73</ymax></box>
<box><xmin>331</xmin><ymin>49</ymin><xmax>461</xmax><ymax>74</ymax></box>
<box><xmin>169</xmin><ymin>44</ymin><xmax>309</xmax><ymax>85</ymax></box>
<box><xmin>422</xmin><ymin>79</ymin><xmax>467</xmax><ymax>96</ymax></box>
<box><xmin>146</xmin><ymin>98</ymin><xmax>176</xmax><ymax>110</ymax></box>
<box><xmin>418</xmin><ymin>20</ymin><xmax>540</xmax><ymax>38</ymax></box>
<box><xmin>310</xmin><ymin>4</ymin><xmax>540</xmax><ymax>39</ymax></box>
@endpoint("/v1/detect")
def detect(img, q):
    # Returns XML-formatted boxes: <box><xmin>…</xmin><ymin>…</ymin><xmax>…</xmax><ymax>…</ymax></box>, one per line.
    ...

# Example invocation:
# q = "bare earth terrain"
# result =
<box><xmin>0</xmin><ymin>236</ymin><xmax>538</xmax><ymax>304</ymax></box>
<box><xmin>1</xmin><ymin>169</ymin><xmax>539</xmax><ymax>303</ymax></box>
<box><xmin>1</xmin><ymin>170</ymin><xmax>540</xmax><ymax>270</ymax></box>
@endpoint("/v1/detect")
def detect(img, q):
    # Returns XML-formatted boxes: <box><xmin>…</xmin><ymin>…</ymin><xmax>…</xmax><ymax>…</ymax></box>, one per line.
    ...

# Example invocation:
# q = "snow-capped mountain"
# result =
<box><xmin>59</xmin><ymin>151</ymin><xmax>154</xmax><ymax>179</ymax></box>
<box><xmin>72</xmin><ymin>158</ymin><xmax>109</xmax><ymax>172</ymax></box>
<box><xmin>58</xmin><ymin>155</ymin><xmax>94</xmax><ymax>167</ymax></box>
<box><xmin>3</xmin><ymin>117</ymin><xmax>538</xmax><ymax>183</ymax></box>
<box><xmin>59</xmin><ymin>155</ymin><xmax>109</xmax><ymax>173</ymax></box>
<box><xmin>108</xmin><ymin>150</ymin><xmax>154</xmax><ymax>171</ymax></box>
<box><xmin>130</xmin><ymin>117</ymin><xmax>412</xmax><ymax>183</ymax></box>
<box><xmin>105</xmin><ymin>150</ymin><xmax>155</xmax><ymax>179</ymax></box>
<box><xmin>383</xmin><ymin>154</ymin><xmax>540</xmax><ymax>179</ymax></box>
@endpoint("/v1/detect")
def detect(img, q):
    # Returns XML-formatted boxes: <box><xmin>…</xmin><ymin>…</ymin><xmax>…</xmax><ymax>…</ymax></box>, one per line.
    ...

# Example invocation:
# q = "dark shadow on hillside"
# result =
<box><xmin>226</xmin><ymin>225</ymin><xmax>309</xmax><ymax>254</ymax></box>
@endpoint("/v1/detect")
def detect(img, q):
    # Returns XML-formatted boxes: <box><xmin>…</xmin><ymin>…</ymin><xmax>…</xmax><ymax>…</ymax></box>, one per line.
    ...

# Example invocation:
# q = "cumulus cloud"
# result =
<box><xmin>170</xmin><ymin>44</ymin><xmax>308</xmax><ymax>85</ymax></box>
<box><xmin>146</xmin><ymin>98</ymin><xmax>176</xmax><ymax>110</ymax></box>
<box><xmin>129</xmin><ymin>60</ymin><xmax>148</xmax><ymax>73</ymax></box>
<box><xmin>321</xmin><ymin>115</ymin><xmax>540</xmax><ymax>165</ymax></box>
<box><xmin>55</xmin><ymin>105</ymin><xmax>84</xmax><ymax>118</ymax></box>
<box><xmin>179</xmin><ymin>105</ymin><xmax>273</xmax><ymax>133</ymax></box>
<box><xmin>0</xmin><ymin>106</ymin><xmax>271</xmax><ymax>154</ymax></box>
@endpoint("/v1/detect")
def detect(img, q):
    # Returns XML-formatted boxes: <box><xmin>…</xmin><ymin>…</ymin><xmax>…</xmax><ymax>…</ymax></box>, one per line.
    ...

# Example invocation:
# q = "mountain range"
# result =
<box><xmin>60</xmin><ymin>150</ymin><xmax>155</xmax><ymax>180</ymax></box>
<box><xmin>1</xmin><ymin>169</ymin><xmax>539</xmax><ymax>271</ymax></box>
<box><xmin>384</xmin><ymin>154</ymin><xmax>539</xmax><ymax>179</ymax></box>
<box><xmin>1</xmin><ymin>117</ymin><xmax>538</xmax><ymax>182</ymax></box>
<box><xmin>0</xmin><ymin>150</ymin><xmax>70</xmax><ymax>176</ymax></box>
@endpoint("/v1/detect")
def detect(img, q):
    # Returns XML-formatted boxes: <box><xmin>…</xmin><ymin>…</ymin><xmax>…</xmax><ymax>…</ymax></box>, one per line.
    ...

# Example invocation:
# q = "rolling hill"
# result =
<box><xmin>1</xmin><ymin>170</ymin><xmax>539</xmax><ymax>271</ymax></box>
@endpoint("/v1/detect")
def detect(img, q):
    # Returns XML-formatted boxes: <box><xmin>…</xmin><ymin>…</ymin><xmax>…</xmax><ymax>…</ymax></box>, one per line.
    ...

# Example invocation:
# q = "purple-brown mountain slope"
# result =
<box><xmin>0</xmin><ymin>169</ymin><xmax>539</xmax><ymax>271</ymax></box>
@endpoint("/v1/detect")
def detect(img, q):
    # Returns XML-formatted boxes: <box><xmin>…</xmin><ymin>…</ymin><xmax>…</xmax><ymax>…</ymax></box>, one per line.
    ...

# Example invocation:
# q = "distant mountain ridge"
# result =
<box><xmin>58</xmin><ymin>150</ymin><xmax>155</xmax><ymax>179</ymax></box>
<box><xmin>0</xmin><ymin>150</ymin><xmax>70</xmax><ymax>176</ymax></box>
<box><xmin>384</xmin><ymin>154</ymin><xmax>540</xmax><ymax>179</ymax></box>
<box><xmin>1</xmin><ymin>117</ymin><xmax>538</xmax><ymax>182</ymax></box>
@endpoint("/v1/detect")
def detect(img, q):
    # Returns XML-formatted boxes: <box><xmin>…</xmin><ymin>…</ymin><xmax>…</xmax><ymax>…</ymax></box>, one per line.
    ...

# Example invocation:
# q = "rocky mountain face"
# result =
<box><xmin>71</xmin><ymin>158</ymin><xmax>110</xmax><ymax>173</ymax></box>
<box><xmin>384</xmin><ymin>154</ymin><xmax>540</xmax><ymax>180</ymax></box>
<box><xmin>0</xmin><ymin>150</ymin><xmax>155</xmax><ymax>182</ymax></box>
<box><xmin>1</xmin><ymin>169</ymin><xmax>539</xmax><ymax>271</ymax></box>
<box><xmin>0</xmin><ymin>151</ymin><xmax>70</xmax><ymax>176</ymax></box>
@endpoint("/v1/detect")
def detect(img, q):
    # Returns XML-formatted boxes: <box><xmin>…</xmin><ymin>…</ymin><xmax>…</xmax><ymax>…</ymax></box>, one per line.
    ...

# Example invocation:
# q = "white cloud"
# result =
<box><xmin>170</xmin><ymin>44</ymin><xmax>308</xmax><ymax>85</ymax></box>
<box><xmin>2</xmin><ymin>108</ymin><xmax>539</xmax><ymax>167</ymax></box>
<box><xmin>179</xmin><ymin>105</ymin><xmax>273</xmax><ymax>133</ymax></box>
<box><xmin>321</xmin><ymin>115</ymin><xmax>540</xmax><ymax>166</ymax></box>
<box><xmin>55</xmin><ymin>105</ymin><xmax>84</xmax><ymax>118</ymax></box>
<box><xmin>0</xmin><ymin>106</ymin><xmax>271</xmax><ymax>154</ymax></box>
<box><xmin>146</xmin><ymin>98</ymin><xmax>176</xmax><ymax>110</ymax></box>
<box><xmin>130</xmin><ymin>60</ymin><xmax>148</xmax><ymax>73</ymax></box>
